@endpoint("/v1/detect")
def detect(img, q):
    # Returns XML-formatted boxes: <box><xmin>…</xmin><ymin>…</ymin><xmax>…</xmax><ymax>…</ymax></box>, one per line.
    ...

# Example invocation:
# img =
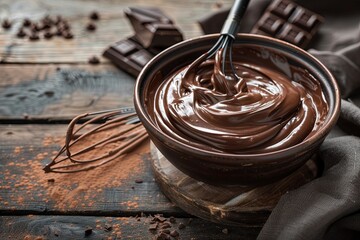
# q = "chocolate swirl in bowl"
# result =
<box><xmin>152</xmin><ymin>46</ymin><xmax>329</xmax><ymax>154</ymax></box>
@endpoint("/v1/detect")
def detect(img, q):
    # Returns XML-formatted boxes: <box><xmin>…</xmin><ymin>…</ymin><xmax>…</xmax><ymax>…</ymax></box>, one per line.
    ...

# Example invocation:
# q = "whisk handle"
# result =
<box><xmin>220</xmin><ymin>0</ymin><xmax>250</xmax><ymax>39</ymax></box>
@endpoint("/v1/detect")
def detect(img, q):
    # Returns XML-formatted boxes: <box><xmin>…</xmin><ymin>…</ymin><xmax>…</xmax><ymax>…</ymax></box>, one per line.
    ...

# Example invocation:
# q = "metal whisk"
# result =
<box><xmin>43</xmin><ymin>107</ymin><xmax>147</xmax><ymax>173</ymax></box>
<box><xmin>185</xmin><ymin>0</ymin><xmax>250</xmax><ymax>86</ymax></box>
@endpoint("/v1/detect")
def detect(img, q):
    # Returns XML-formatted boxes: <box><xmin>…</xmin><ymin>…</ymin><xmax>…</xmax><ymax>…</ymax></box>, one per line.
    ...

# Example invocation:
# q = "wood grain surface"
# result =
<box><xmin>0</xmin><ymin>0</ymin><xmax>232</xmax><ymax>63</ymax></box>
<box><xmin>0</xmin><ymin>215</ymin><xmax>261</xmax><ymax>240</ymax></box>
<box><xmin>0</xmin><ymin>64</ymin><xmax>135</xmax><ymax>120</ymax></box>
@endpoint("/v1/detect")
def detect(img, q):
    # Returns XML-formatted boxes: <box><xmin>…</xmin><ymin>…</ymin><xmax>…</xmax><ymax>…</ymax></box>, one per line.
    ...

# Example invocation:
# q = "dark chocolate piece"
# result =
<box><xmin>16</xmin><ymin>28</ymin><xmax>27</xmax><ymax>38</ymax></box>
<box><xmin>103</xmin><ymin>36</ymin><xmax>161</xmax><ymax>77</ymax></box>
<box><xmin>124</xmin><ymin>7</ymin><xmax>183</xmax><ymax>48</ymax></box>
<box><xmin>88</xmin><ymin>56</ymin><xmax>100</xmax><ymax>64</ymax></box>
<box><xmin>86</xmin><ymin>22</ymin><xmax>97</xmax><ymax>31</ymax></box>
<box><xmin>89</xmin><ymin>11</ymin><xmax>100</xmax><ymax>20</ymax></box>
<box><xmin>251</xmin><ymin>0</ymin><xmax>323</xmax><ymax>48</ymax></box>
<box><xmin>197</xmin><ymin>8</ymin><xmax>229</xmax><ymax>34</ymax></box>
<box><xmin>2</xmin><ymin>19</ymin><xmax>12</xmax><ymax>29</ymax></box>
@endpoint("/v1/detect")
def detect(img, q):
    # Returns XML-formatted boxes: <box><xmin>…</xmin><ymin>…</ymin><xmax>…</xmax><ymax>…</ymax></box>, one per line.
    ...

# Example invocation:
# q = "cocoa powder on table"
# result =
<box><xmin>3</xmin><ymin>124</ymin><xmax>149</xmax><ymax>211</ymax></box>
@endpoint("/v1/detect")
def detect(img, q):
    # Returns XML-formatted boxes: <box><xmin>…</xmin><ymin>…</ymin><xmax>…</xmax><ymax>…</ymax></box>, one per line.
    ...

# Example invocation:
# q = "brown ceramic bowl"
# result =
<box><xmin>134</xmin><ymin>34</ymin><xmax>340</xmax><ymax>186</ymax></box>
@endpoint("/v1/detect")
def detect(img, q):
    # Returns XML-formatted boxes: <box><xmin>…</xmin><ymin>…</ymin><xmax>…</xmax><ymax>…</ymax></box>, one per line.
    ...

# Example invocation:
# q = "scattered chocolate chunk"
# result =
<box><xmin>124</xmin><ymin>7</ymin><xmax>183</xmax><ymax>48</ymax></box>
<box><xmin>29</xmin><ymin>32</ymin><xmax>40</xmax><ymax>41</ymax></box>
<box><xmin>178</xmin><ymin>223</ymin><xmax>185</xmax><ymax>230</ymax></box>
<box><xmin>103</xmin><ymin>36</ymin><xmax>162</xmax><ymax>77</ymax></box>
<box><xmin>47</xmin><ymin>178</ymin><xmax>55</xmax><ymax>183</ymax></box>
<box><xmin>155</xmin><ymin>232</ymin><xmax>169</xmax><ymax>240</ymax></box>
<box><xmin>149</xmin><ymin>223</ymin><xmax>158</xmax><ymax>230</ymax></box>
<box><xmin>6</xmin><ymin>131</ymin><xmax>13</xmax><ymax>135</ymax></box>
<box><xmin>44</xmin><ymin>31</ymin><xmax>54</xmax><ymax>39</ymax></box>
<box><xmin>17</xmin><ymin>28</ymin><xmax>27</xmax><ymax>38</ymax></box>
<box><xmin>88</xmin><ymin>56</ymin><xmax>100</xmax><ymax>64</ymax></box>
<box><xmin>86</xmin><ymin>22</ymin><xmax>97</xmax><ymax>31</ymax></box>
<box><xmin>104</xmin><ymin>223</ymin><xmax>112</xmax><ymax>231</ymax></box>
<box><xmin>160</xmin><ymin>222</ymin><xmax>171</xmax><ymax>229</ymax></box>
<box><xmin>222</xmin><ymin>228</ymin><xmax>229</xmax><ymax>234</ymax></box>
<box><xmin>154</xmin><ymin>214</ymin><xmax>166</xmax><ymax>222</ymax></box>
<box><xmin>169</xmin><ymin>217</ymin><xmax>176</xmax><ymax>223</ymax></box>
<box><xmin>170</xmin><ymin>230</ymin><xmax>179</xmax><ymax>237</ymax></box>
<box><xmin>131</xmin><ymin>186</ymin><xmax>135</xmax><ymax>190</ymax></box>
<box><xmin>161</xmin><ymin>229</ymin><xmax>170</xmax><ymax>234</ymax></box>
<box><xmin>84</xmin><ymin>227</ymin><xmax>92</xmax><ymax>236</ymax></box>
<box><xmin>90</xmin><ymin>11</ymin><xmax>100</xmax><ymax>20</ymax></box>
<box><xmin>2</xmin><ymin>19</ymin><xmax>12</xmax><ymax>29</ymax></box>
<box><xmin>63</xmin><ymin>31</ymin><xmax>74</xmax><ymax>39</ymax></box>
<box><xmin>135</xmin><ymin>179</ymin><xmax>143</xmax><ymax>184</ymax></box>
<box><xmin>23</xmin><ymin>18</ymin><xmax>32</xmax><ymax>27</ymax></box>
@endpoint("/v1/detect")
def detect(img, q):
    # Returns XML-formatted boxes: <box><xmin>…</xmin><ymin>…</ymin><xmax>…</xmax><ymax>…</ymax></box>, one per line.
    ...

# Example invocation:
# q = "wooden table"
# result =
<box><xmin>0</xmin><ymin>0</ymin><xmax>263</xmax><ymax>239</ymax></box>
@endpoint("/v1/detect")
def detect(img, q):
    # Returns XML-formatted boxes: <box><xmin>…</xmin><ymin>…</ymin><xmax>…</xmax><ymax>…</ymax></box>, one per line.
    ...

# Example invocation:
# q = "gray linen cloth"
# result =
<box><xmin>256</xmin><ymin>0</ymin><xmax>360</xmax><ymax>239</ymax></box>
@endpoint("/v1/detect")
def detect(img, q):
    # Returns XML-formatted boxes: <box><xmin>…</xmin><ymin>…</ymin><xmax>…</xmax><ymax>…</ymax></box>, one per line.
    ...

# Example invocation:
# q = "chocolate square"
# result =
<box><xmin>124</xmin><ymin>7</ymin><xmax>183</xmax><ymax>48</ymax></box>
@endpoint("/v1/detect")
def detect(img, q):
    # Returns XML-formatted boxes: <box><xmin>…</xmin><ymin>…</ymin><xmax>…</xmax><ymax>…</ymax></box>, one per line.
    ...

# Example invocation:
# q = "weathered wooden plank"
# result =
<box><xmin>0</xmin><ymin>124</ymin><xmax>184</xmax><ymax>215</ymax></box>
<box><xmin>0</xmin><ymin>64</ymin><xmax>135</xmax><ymax>120</ymax></box>
<box><xmin>0</xmin><ymin>0</ymin><xmax>231</xmax><ymax>63</ymax></box>
<box><xmin>0</xmin><ymin>215</ymin><xmax>261</xmax><ymax>239</ymax></box>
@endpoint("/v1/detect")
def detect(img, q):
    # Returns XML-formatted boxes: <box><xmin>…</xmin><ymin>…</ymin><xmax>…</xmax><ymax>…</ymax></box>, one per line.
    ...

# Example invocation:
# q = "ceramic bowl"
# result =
<box><xmin>134</xmin><ymin>34</ymin><xmax>340</xmax><ymax>186</ymax></box>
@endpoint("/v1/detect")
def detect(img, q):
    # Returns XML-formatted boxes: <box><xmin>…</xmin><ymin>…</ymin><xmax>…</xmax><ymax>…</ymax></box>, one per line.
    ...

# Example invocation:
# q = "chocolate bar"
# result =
<box><xmin>103</xmin><ymin>36</ymin><xmax>162</xmax><ymax>77</ymax></box>
<box><xmin>251</xmin><ymin>0</ymin><xmax>323</xmax><ymax>48</ymax></box>
<box><xmin>124</xmin><ymin>7</ymin><xmax>183</xmax><ymax>48</ymax></box>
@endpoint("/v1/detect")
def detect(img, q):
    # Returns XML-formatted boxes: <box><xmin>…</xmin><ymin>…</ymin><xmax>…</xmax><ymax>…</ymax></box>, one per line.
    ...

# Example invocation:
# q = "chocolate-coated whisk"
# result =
<box><xmin>185</xmin><ymin>0</ymin><xmax>250</xmax><ymax>84</ymax></box>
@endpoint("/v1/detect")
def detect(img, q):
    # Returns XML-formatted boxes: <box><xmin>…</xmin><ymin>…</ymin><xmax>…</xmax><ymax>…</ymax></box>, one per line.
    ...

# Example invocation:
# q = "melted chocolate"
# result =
<box><xmin>151</xmin><ymin>47</ymin><xmax>329</xmax><ymax>154</ymax></box>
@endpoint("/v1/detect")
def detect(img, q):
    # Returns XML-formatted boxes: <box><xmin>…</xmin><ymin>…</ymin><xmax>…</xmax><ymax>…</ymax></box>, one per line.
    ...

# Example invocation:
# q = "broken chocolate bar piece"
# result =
<box><xmin>251</xmin><ymin>0</ymin><xmax>323</xmax><ymax>48</ymax></box>
<box><xmin>103</xmin><ymin>36</ymin><xmax>161</xmax><ymax>77</ymax></box>
<box><xmin>124</xmin><ymin>7</ymin><xmax>183</xmax><ymax>48</ymax></box>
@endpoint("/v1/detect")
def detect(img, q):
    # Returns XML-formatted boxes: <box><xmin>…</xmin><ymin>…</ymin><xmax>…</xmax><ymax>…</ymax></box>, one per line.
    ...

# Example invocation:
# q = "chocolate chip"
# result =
<box><xmin>222</xmin><ymin>228</ymin><xmax>229</xmax><ymax>234</ymax></box>
<box><xmin>131</xmin><ymin>186</ymin><xmax>135</xmax><ymax>190</ymax></box>
<box><xmin>47</xmin><ymin>178</ymin><xmax>55</xmax><ymax>183</ymax></box>
<box><xmin>29</xmin><ymin>32</ymin><xmax>40</xmax><ymax>41</ymax></box>
<box><xmin>17</xmin><ymin>28</ymin><xmax>27</xmax><ymax>38</ymax></box>
<box><xmin>170</xmin><ymin>230</ymin><xmax>179</xmax><ymax>237</ymax></box>
<box><xmin>86</xmin><ymin>22</ymin><xmax>97</xmax><ymax>31</ymax></box>
<box><xmin>169</xmin><ymin>217</ymin><xmax>176</xmax><ymax>223</ymax></box>
<box><xmin>6</xmin><ymin>131</ymin><xmax>13</xmax><ymax>135</ymax></box>
<box><xmin>178</xmin><ymin>223</ymin><xmax>185</xmax><ymax>230</ymax></box>
<box><xmin>84</xmin><ymin>227</ymin><xmax>92</xmax><ymax>236</ymax></box>
<box><xmin>88</xmin><ymin>56</ymin><xmax>100</xmax><ymax>64</ymax></box>
<box><xmin>155</xmin><ymin>232</ymin><xmax>169</xmax><ymax>240</ymax></box>
<box><xmin>160</xmin><ymin>222</ymin><xmax>171</xmax><ymax>229</ymax></box>
<box><xmin>63</xmin><ymin>31</ymin><xmax>74</xmax><ymax>39</ymax></box>
<box><xmin>2</xmin><ymin>19</ymin><xmax>12</xmax><ymax>29</ymax></box>
<box><xmin>90</xmin><ymin>11</ymin><xmax>100</xmax><ymax>20</ymax></box>
<box><xmin>23</xmin><ymin>18</ymin><xmax>32</xmax><ymax>27</ymax></box>
<box><xmin>154</xmin><ymin>214</ymin><xmax>166</xmax><ymax>222</ymax></box>
<box><xmin>44</xmin><ymin>31</ymin><xmax>53</xmax><ymax>39</ymax></box>
<box><xmin>135</xmin><ymin>179</ymin><xmax>143</xmax><ymax>184</ymax></box>
<box><xmin>149</xmin><ymin>223</ymin><xmax>158</xmax><ymax>230</ymax></box>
